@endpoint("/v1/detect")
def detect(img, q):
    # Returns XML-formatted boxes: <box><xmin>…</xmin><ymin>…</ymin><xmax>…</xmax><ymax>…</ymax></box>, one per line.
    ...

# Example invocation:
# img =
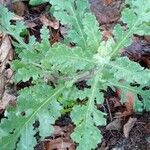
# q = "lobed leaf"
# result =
<box><xmin>0</xmin><ymin>84</ymin><xmax>64</xmax><ymax>150</ymax></box>
<box><xmin>45</xmin><ymin>43</ymin><xmax>95</xmax><ymax>73</ymax></box>
<box><xmin>71</xmin><ymin>74</ymin><xmax>106</xmax><ymax>150</ymax></box>
<box><xmin>110</xmin><ymin>57</ymin><xmax>150</xmax><ymax>84</ymax></box>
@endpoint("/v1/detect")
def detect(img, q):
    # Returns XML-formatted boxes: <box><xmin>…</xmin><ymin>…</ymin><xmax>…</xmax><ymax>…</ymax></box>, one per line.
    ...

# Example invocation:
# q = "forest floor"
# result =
<box><xmin>0</xmin><ymin>0</ymin><xmax>150</xmax><ymax>150</ymax></box>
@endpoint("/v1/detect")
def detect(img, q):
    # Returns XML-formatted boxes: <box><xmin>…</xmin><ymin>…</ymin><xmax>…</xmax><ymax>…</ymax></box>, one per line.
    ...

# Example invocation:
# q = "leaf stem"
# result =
<box><xmin>85</xmin><ymin>71</ymin><xmax>99</xmax><ymax>120</ymax></box>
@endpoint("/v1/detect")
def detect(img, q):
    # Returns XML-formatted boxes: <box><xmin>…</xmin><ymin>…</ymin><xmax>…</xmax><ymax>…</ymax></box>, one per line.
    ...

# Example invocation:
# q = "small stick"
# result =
<box><xmin>106</xmin><ymin>98</ymin><xmax>113</xmax><ymax>121</ymax></box>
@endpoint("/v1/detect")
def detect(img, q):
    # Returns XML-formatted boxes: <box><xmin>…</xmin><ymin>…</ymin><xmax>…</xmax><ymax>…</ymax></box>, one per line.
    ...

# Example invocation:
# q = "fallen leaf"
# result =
<box><xmin>106</xmin><ymin>118</ymin><xmax>122</xmax><ymax>131</ymax></box>
<box><xmin>115</xmin><ymin>80</ymin><xmax>135</xmax><ymax>117</ymax></box>
<box><xmin>0</xmin><ymin>34</ymin><xmax>12</xmax><ymax>63</ymax></box>
<box><xmin>12</xmin><ymin>1</ymin><xmax>27</xmax><ymax>16</ymax></box>
<box><xmin>12</xmin><ymin>15</ymin><xmax>24</xmax><ymax>21</ymax></box>
<box><xmin>0</xmin><ymin>0</ymin><xmax>11</xmax><ymax>6</ymax></box>
<box><xmin>97</xmin><ymin>140</ymin><xmax>108</xmax><ymax>150</ymax></box>
<box><xmin>103</xmin><ymin>0</ymin><xmax>113</xmax><ymax>6</ymax></box>
<box><xmin>45</xmin><ymin>138</ymin><xmax>75</xmax><ymax>150</ymax></box>
<box><xmin>52</xmin><ymin>126</ymin><xmax>65</xmax><ymax>137</ymax></box>
<box><xmin>123</xmin><ymin>117</ymin><xmax>137</xmax><ymax>138</ymax></box>
<box><xmin>89</xmin><ymin>0</ymin><xmax>121</xmax><ymax>24</ymax></box>
<box><xmin>0</xmin><ymin>34</ymin><xmax>13</xmax><ymax>73</ymax></box>
<box><xmin>101</xmin><ymin>25</ymin><xmax>112</xmax><ymax>41</ymax></box>
<box><xmin>109</xmin><ymin>97</ymin><xmax>121</xmax><ymax>108</ymax></box>
<box><xmin>40</xmin><ymin>14</ymin><xmax>59</xmax><ymax>29</ymax></box>
<box><xmin>44</xmin><ymin>124</ymin><xmax>75</xmax><ymax>150</ymax></box>
<box><xmin>0</xmin><ymin>91</ymin><xmax>16</xmax><ymax>114</ymax></box>
<box><xmin>50</xmin><ymin>30</ymin><xmax>60</xmax><ymax>45</ymax></box>
<box><xmin>122</xmin><ymin>92</ymin><xmax>135</xmax><ymax>117</ymax></box>
<box><xmin>25</xmin><ymin>21</ymin><xmax>37</xmax><ymax>29</ymax></box>
<box><xmin>4</xmin><ymin>68</ymin><xmax>13</xmax><ymax>81</ymax></box>
<box><xmin>123</xmin><ymin>41</ymin><xmax>150</xmax><ymax>68</ymax></box>
<box><xmin>0</xmin><ymin>74</ymin><xmax>5</xmax><ymax>100</ymax></box>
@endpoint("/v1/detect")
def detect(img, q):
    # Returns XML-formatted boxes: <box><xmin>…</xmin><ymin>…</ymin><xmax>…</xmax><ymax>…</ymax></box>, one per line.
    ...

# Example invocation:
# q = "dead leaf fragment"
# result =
<box><xmin>45</xmin><ymin>138</ymin><xmax>75</xmax><ymax>150</ymax></box>
<box><xmin>0</xmin><ymin>34</ymin><xmax>12</xmax><ymax>63</ymax></box>
<box><xmin>106</xmin><ymin>118</ymin><xmax>122</xmax><ymax>131</ymax></box>
<box><xmin>89</xmin><ymin>0</ymin><xmax>121</xmax><ymax>24</ymax></box>
<box><xmin>12</xmin><ymin>15</ymin><xmax>24</xmax><ymax>21</ymax></box>
<box><xmin>40</xmin><ymin>14</ymin><xmax>59</xmax><ymax>29</ymax></box>
<box><xmin>122</xmin><ymin>92</ymin><xmax>135</xmax><ymax>117</ymax></box>
<box><xmin>0</xmin><ymin>0</ymin><xmax>11</xmax><ymax>6</ymax></box>
<box><xmin>44</xmin><ymin>124</ymin><xmax>75</xmax><ymax>150</ymax></box>
<box><xmin>103</xmin><ymin>0</ymin><xmax>113</xmax><ymax>6</ymax></box>
<box><xmin>116</xmin><ymin>82</ymin><xmax>135</xmax><ymax>117</ymax></box>
<box><xmin>0</xmin><ymin>74</ymin><xmax>5</xmax><ymax>100</ymax></box>
<box><xmin>4</xmin><ymin>68</ymin><xmax>13</xmax><ymax>81</ymax></box>
<box><xmin>0</xmin><ymin>34</ymin><xmax>13</xmax><ymax>73</ymax></box>
<box><xmin>52</xmin><ymin>126</ymin><xmax>65</xmax><ymax>137</ymax></box>
<box><xmin>25</xmin><ymin>21</ymin><xmax>37</xmax><ymax>29</ymax></box>
<box><xmin>123</xmin><ymin>117</ymin><xmax>137</xmax><ymax>138</ymax></box>
<box><xmin>0</xmin><ymin>91</ymin><xmax>16</xmax><ymax>113</ymax></box>
<box><xmin>13</xmin><ymin>1</ymin><xmax>26</xmax><ymax>16</ymax></box>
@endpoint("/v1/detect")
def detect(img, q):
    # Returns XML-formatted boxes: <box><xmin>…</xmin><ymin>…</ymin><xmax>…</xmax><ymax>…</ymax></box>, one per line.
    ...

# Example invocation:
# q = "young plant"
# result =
<box><xmin>0</xmin><ymin>0</ymin><xmax>150</xmax><ymax>150</ymax></box>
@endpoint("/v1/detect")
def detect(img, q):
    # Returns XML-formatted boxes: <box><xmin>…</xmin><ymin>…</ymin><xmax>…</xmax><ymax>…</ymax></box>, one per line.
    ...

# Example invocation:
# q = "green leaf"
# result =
<box><xmin>83</xmin><ymin>13</ymin><xmax>102</xmax><ymax>52</ymax></box>
<box><xmin>71</xmin><ymin>105</ymin><xmax>105</xmax><ymax>150</ymax></box>
<box><xmin>110</xmin><ymin>57</ymin><xmax>150</xmax><ymax>84</ymax></box>
<box><xmin>110</xmin><ymin>0</ymin><xmax>150</xmax><ymax>58</ymax></box>
<box><xmin>17</xmin><ymin>124</ymin><xmax>36</xmax><ymax>150</ymax></box>
<box><xmin>113</xmin><ymin>24</ymin><xmax>132</xmax><ymax>48</ymax></box>
<box><xmin>0</xmin><ymin>84</ymin><xmax>64</xmax><ymax>150</ymax></box>
<box><xmin>29</xmin><ymin>0</ymin><xmax>49</xmax><ymax>5</ymax></box>
<box><xmin>72</xmin><ymin>117</ymin><xmax>102</xmax><ymax>150</ymax></box>
<box><xmin>71</xmin><ymin>74</ymin><xmax>106</xmax><ymax>150</ymax></box>
<box><xmin>49</xmin><ymin>0</ymin><xmax>89</xmax><ymax>49</ymax></box>
<box><xmin>0</xmin><ymin>4</ymin><xmax>14</xmax><ymax>31</ymax></box>
<box><xmin>45</xmin><ymin>43</ymin><xmax>95</xmax><ymax>73</ymax></box>
<box><xmin>39</xmin><ymin>26</ymin><xmax>51</xmax><ymax>53</ymax></box>
<box><xmin>108</xmin><ymin>80</ymin><xmax>150</xmax><ymax>112</ymax></box>
<box><xmin>14</xmin><ymin>65</ymin><xmax>42</xmax><ymax>82</ymax></box>
<box><xmin>121</xmin><ymin>0</ymin><xmax>150</xmax><ymax>35</ymax></box>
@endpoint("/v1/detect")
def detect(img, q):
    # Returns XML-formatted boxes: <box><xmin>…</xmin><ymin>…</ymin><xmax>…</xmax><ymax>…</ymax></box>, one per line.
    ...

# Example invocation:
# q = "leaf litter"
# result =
<box><xmin>0</xmin><ymin>33</ymin><xmax>16</xmax><ymax>113</ymax></box>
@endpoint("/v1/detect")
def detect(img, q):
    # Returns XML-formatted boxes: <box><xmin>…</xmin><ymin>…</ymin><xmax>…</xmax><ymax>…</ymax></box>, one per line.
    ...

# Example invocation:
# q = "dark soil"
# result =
<box><xmin>101</xmin><ymin>113</ymin><xmax>150</xmax><ymax>150</ymax></box>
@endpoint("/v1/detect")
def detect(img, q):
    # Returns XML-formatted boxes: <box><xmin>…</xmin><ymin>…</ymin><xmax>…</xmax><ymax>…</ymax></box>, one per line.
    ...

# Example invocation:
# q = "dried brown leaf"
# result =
<box><xmin>0</xmin><ymin>74</ymin><xmax>5</xmax><ymax>100</ymax></box>
<box><xmin>122</xmin><ymin>92</ymin><xmax>135</xmax><ymax>117</ymax></box>
<box><xmin>123</xmin><ymin>117</ymin><xmax>137</xmax><ymax>138</ymax></box>
<box><xmin>115</xmin><ymin>80</ymin><xmax>135</xmax><ymax>117</ymax></box>
<box><xmin>89</xmin><ymin>0</ymin><xmax>121</xmax><ymax>24</ymax></box>
<box><xmin>12</xmin><ymin>1</ymin><xmax>27</xmax><ymax>16</ymax></box>
<box><xmin>40</xmin><ymin>14</ymin><xmax>59</xmax><ymax>30</ymax></box>
<box><xmin>4</xmin><ymin>68</ymin><xmax>13</xmax><ymax>81</ymax></box>
<box><xmin>12</xmin><ymin>15</ymin><xmax>24</xmax><ymax>21</ymax></box>
<box><xmin>0</xmin><ymin>34</ymin><xmax>13</xmax><ymax>73</ymax></box>
<box><xmin>25</xmin><ymin>21</ymin><xmax>37</xmax><ymax>29</ymax></box>
<box><xmin>103</xmin><ymin>0</ymin><xmax>113</xmax><ymax>6</ymax></box>
<box><xmin>52</xmin><ymin>126</ymin><xmax>65</xmax><ymax>137</ymax></box>
<box><xmin>106</xmin><ymin>118</ymin><xmax>122</xmax><ymax>131</ymax></box>
<box><xmin>45</xmin><ymin>138</ymin><xmax>75</xmax><ymax>150</ymax></box>
<box><xmin>0</xmin><ymin>91</ymin><xmax>16</xmax><ymax>114</ymax></box>
<box><xmin>0</xmin><ymin>0</ymin><xmax>11</xmax><ymax>6</ymax></box>
<box><xmin>0</xmin><ymin>34</ymin><xmax>12</xmax><ymax>63</ymax></box>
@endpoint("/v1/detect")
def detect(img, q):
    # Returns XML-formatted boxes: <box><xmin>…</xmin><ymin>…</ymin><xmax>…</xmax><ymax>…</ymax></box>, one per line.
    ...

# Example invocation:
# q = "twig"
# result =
<box><xmin>106</xmin><ymin>98</ymin><xmax>113</xmax><ymax>121</ymax></box>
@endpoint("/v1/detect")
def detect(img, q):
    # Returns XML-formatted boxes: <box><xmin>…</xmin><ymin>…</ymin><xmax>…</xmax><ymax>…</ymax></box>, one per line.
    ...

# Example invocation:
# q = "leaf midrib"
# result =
<box><xmin>3</xmin><ymin>86</ymin><xmax>65</xmax><ymax>149</ymax></box>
